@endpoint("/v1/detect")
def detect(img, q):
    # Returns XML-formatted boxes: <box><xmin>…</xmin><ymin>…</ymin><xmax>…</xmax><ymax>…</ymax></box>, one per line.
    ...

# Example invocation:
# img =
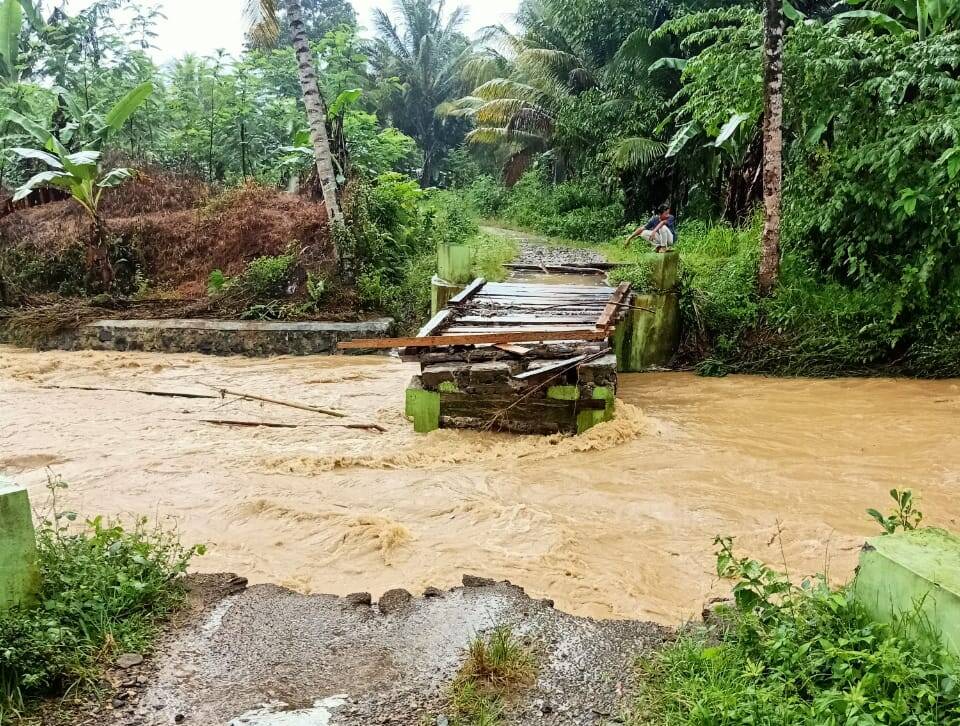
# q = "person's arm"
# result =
<box><xmin>624</xmin><ymin>227</ymin><xmax>643</xmax><ymax>247</ymax></box>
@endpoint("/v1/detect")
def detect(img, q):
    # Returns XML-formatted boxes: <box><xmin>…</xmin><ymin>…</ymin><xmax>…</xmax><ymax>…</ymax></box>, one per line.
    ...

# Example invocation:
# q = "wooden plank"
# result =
<box><xmin>444</xmin><ymin>325</ymin><xmax>597</xmax><ymax>334</ymax></box>
<box><xmin>504</xmin><ymin>262</ymin><xmax>620</xmax><ymax>271</ymax></box>
<box><xmin>457</xmin><ymin>315</ymin><xmax>601</xmax><ymax>324</ymax></box>
<box><xmin>338</xmin><ymin>329</ymin><xmax>611</xmax><ymax>350</ymax></box>
<box><xmin>494</xmin><ymin>343</ymin><xmax>531</xmax><ymax>357</ymax></box>
<box><xmin>512</xmin><ymin>355</ymin><xmax>587</xmax><ymax>380</ymax></box>
<box><xmin>448</xmin><ymin>277</ymin><xmax>486</xmax><ymax>305</ymax></box>
<box><xmin>416</xmin><ymin>308</ymin><xmax>454</xmax><ymax>338</ymax></box>
<box><xmin>596</xmin><ymin>281</ymin><xmax>633</xmax><ymax>331</ymax></box>
<box><xmin>483</xmin><ymin>282</ymin><xmax>614</xmax><ymax>293</ymax></box>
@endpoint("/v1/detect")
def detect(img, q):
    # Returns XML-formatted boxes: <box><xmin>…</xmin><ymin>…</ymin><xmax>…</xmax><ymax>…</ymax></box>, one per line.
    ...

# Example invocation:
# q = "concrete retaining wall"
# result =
<box><xmin>35</xmin><ymin>318</ymin><xmax>395</xmax><ymax>357</ymax></box>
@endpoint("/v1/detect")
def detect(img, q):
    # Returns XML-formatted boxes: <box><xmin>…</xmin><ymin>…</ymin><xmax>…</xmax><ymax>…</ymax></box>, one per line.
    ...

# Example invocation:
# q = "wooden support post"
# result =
<box><xmin>0</xmin><ymin>480</ymin><xmax>40</xmax><ymax>611</ymax></box>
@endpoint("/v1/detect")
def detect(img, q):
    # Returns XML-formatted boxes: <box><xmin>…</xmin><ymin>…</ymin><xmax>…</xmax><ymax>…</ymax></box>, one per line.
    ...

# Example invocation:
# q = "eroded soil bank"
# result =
<box><xmin>2</xmin><ymin>345</ymin><xmax>959</xmax><ymax>623</ymax></box>
<box><xmin>85</xmin><ymin>575</ymin><xmax>668</xmax><ymax>726</ymax></box>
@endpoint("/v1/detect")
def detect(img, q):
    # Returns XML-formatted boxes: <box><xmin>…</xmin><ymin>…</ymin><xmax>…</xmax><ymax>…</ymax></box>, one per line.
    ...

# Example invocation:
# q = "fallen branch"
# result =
<box><xmin>40</xmin><ymin>385</ymin><xmax>217</xmax><ymax>399</ymax></box>
<box><xmin>199</xmin><ymin>418</ymin><xmax>384</xmax><ymax>432</ymax></box>
<box><xmin>205</xmin><ymin>385</ymin><xmax>346</xmax><ymax>418</ymax></box>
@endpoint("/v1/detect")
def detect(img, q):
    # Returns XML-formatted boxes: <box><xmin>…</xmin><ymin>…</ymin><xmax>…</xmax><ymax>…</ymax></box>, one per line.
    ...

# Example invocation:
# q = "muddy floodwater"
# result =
<box><xmin>2</xmin><ymin>345</ymin><xmax>959</xmax><ymax>623</ymax></box>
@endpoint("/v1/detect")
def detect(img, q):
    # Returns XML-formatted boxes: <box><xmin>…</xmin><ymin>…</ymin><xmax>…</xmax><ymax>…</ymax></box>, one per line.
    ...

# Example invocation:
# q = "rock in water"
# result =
<box><xmin>462</xmin><ymin>575</ymin><xmax>495</xmax><ymax>588</ymax></box>
<box><xmin>346</xmin><ymin>592</ymin><xmax>372</xmax><ymax>607</ymax></box>
<box><xmin>423</xmin><ymin>586</ymin><xmax>444</xmax><ymax>598</ymax></box>
<box><xmin>378</xmin><ymin>588</ymin><xmax>413</xmax><ymax>614</ymax></box>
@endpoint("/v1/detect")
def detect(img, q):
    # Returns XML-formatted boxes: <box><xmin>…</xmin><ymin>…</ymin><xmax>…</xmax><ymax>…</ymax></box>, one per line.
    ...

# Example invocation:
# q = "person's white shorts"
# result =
<box><xmin>640</xmin><ymin>227</ymin><xmax>675</xmax><ymax>247</ymax></box>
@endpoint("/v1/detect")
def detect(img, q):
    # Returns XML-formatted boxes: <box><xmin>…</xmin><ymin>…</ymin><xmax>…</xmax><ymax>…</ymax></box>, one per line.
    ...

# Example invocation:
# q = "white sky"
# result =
<box><xmin>65</xmin><ymin>0</ymin><xmax>518</xmax><ymax>61</ymax></box>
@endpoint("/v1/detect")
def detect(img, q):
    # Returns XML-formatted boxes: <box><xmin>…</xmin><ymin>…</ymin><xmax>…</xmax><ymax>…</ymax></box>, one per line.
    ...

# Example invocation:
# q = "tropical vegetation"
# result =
<box><xmin>0</xmin><ymin>0</ymin><xmax>957</xmax><ymax>373</ymax></box>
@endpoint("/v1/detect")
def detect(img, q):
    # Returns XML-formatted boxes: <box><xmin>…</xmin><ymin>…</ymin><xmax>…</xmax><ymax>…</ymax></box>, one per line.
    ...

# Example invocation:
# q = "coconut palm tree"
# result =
<box><xmin>759</xmin><ymin>0</ymin><xmax>784</xmax><ymax>295</ymax></box>
<box><xmin>244</xmin><ymin>0</ymin><xmax>344</xmax><ymax>236</ymax></box>
<box><xmin>369</xmin><ymin>0</ymin><xmax>473</xmax><ymax>184</ymax></box>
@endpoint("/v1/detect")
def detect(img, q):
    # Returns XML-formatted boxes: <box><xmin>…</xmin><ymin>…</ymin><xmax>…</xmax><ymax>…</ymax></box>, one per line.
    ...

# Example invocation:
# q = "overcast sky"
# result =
<box><xmin>65</xmin><ymin>0</ymin><xmax>518</xmax><ymax>61</ymax></box>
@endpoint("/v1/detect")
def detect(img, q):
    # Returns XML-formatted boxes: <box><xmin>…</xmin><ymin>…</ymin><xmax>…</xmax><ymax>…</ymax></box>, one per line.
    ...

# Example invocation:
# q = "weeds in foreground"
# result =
<box><xmin>449</xmin><ymin>627</ymin><xmax>536</xmax><ymax>725</ymax></box>
<box><xmin>631</xmin><ymin>491</ymin><xmax>959</xmax><ymax>725</ymax></box>
<box><xmin>0</xmin><ymin>478</ymin><xmax>204</xmax><ymax>723</ymax></box>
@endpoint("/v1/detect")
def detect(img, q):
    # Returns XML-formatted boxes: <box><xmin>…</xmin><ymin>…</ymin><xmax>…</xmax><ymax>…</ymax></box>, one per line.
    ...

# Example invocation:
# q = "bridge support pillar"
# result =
<box><xmin>0</xmin><ymin>480</ymin><xmax>40</xmax><ymax>611</ymax></box>
<box><xmin>614</xmin><ymin>252</ymin><xmax>680</xmax><ymax>371</ymax></box>
<box><xmin>854</xmin><ymin>528</ymin><xmax>960</xmax><ymax>657</ymax></box>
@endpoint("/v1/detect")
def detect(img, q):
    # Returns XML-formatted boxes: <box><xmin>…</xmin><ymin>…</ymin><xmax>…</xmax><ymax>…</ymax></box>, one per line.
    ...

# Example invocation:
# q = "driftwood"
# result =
<box><xmin>207</xmin><ymin>386</ymin><xmax>346</xmax><ymax>418</ymax></box>
<box><xmin>40</xmin><ymin>385</ymin><xmax>217</xmax><ymax>399</ymax></box>
<box><xmin>200</xmin><ymin>418</ymin><xmax>384</xmax><ymax>432</ymax></box>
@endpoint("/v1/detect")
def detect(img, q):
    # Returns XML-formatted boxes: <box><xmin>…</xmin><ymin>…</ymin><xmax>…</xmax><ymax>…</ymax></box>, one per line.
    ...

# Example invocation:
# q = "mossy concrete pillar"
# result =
<box><xmin>853</xmin><ymin>528</ymin><xmax>960</xmax><ymax>657</ymax></box>
<box><xmin>437</xmin><ymin>243</ymin><xmax>474</xmax><ymax>285</ymax></box>
<box><xmin>405</xmin><ymin>376</ymin><xmax>440</xmax><ymax>433</ymax></box>
<box><xmin>615</xmin><ymin>251</ymin><xmax>681</xmax><ymax>372</ymax></box>
<box><xmin>0</xmin><ymin>480</ymin><xmax>40</xmax><ymax>611</ymax></box>
<box><xmin>431</xmin><ymin>275</ymin><xmax>466</xmax><ymax>316</ymax></box>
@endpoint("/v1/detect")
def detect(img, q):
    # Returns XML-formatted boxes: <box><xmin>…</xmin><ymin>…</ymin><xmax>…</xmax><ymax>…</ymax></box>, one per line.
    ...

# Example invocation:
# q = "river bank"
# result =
<box><xmin>3</xmin><ymin>345</ymin><xmax>958</xmax><ymax>624</ymax></box>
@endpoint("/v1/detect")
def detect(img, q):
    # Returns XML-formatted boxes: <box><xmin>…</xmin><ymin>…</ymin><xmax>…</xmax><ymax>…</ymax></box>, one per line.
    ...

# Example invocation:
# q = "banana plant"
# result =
<box><xmin>0</xmin><ymin>0</ymin><xmax>40</xmax><ymax>84</ymax></box>
<box><xmin>2</xmin><ymin>82</ymin><xmax>153</xmax><ymax>288</ymax></box>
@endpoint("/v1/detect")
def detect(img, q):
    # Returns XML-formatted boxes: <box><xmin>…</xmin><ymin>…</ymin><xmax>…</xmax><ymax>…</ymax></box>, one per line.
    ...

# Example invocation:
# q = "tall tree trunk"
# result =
<box><xmin>284</xmin><ymin>0</ymin><xmax>346</xmax><ymax>261</ymax></box>
<box><xmin>759</xmin><ymin>0</ymin><xmax>784</xmax><ymax>296</ymax></box>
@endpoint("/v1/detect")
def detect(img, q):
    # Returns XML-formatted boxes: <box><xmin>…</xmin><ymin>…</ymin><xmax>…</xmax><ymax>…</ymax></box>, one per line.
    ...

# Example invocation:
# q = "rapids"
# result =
<box><xmin>2</xmin><ymin>344</ymin><xmax>958</xmax><ymax>623</ymax></box>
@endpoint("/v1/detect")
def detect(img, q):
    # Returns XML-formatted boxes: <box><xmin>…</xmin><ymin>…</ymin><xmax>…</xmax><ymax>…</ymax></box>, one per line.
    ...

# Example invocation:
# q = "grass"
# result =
<box><xmin>629</xmin><ymin>511</ymin><xmax>960</xmax><ymax>726</ymax></box>
<box><xmin>0</xmin><ymin>478</ymin><xmax>203</xmax><ymax>723</ymax></box>
<box><xmin>448</xmin><ymin>626</ymin><xmax>536</xmax><ymax>726</ymax></box>
<box><xmin>467</xmin><ymin>232</ymin><xmax>519</xmax><ymax>282</ymax></box>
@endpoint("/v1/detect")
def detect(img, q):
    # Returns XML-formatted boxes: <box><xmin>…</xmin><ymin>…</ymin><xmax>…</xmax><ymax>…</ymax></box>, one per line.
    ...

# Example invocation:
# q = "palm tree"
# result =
<box><xmin>759</xmin><ymin>0</ymin><xmax>784</xmax><ymax>295</ymax></box>
<box><xmin>245</xmin><ymin>0</ymin><xmax>344</xmax><ymax>235</ymax></box>
<box><xmin>370</xmin><ymin>0</ymin><xmax>472</xmax><ymax>185</ymax></box>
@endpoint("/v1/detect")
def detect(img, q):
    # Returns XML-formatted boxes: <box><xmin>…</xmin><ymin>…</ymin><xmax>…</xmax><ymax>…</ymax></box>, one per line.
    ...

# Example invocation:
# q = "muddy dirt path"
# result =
<box><xmin>3</xmin><ymin>345</ymin><xmax>959</xmax><ymax>624</ymax></box>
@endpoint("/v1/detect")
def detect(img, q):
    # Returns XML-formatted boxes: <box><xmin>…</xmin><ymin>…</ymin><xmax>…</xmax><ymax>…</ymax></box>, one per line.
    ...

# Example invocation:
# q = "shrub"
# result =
<box><xmin>631</xmin><ymin>533</ymin><xmax>960</xmax><ymax>725</ymax></box>
<box><xmin>0</xmin><ymin>479</ymin><xmax>203</xmax><ymax>721</ymax></box>
<box><xmin>450</xmin><ymin>627</ymin><xmax>536</xmax><ymax>726</ymax></box>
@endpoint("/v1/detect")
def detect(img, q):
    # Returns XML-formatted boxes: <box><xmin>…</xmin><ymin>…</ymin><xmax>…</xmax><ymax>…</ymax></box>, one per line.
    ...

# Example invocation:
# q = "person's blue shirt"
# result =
<box><xmin>643</xmin><ymin>214</ymin><xmax>677</xmax><ymax>242</ymax></box>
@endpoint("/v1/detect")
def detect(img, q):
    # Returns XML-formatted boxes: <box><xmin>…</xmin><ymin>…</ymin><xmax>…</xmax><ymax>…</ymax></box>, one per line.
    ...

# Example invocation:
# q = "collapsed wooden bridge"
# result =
<box><xmin>341</xmin><ymin>277</ymin><xmax>633</xmax><ymax>434</ymax></box>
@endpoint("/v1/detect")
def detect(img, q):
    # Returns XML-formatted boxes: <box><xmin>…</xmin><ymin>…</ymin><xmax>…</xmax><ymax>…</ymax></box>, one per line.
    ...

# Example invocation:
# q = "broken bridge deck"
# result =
<box><xmin>368</xmin><ymin>277</ymin><xmax>634</xmax><ymax>435</ymax></box>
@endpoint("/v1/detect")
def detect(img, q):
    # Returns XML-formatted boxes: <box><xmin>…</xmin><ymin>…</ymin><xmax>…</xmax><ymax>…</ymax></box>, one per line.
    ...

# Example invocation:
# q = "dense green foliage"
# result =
<box><xmin>632</xmin><ymin>534</ymin><xmax>960</xmax><ymax>725</ymax></box>
<box><xmin>0</xmin><ymin>480</ymin><xmax>203</xmax><ymax>721</ymax></box>
<box><xmin>447</xmin><ymin>0</ymin><xmax>960</xmax><ymax>376</ymax></box>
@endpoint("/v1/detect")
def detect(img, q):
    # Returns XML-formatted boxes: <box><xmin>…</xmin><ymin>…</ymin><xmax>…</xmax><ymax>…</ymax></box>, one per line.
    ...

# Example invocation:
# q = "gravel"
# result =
<box><xmin>67</xmin><ymin>573</ymin><xmax>670</xmax><ymax>725</ymax></box>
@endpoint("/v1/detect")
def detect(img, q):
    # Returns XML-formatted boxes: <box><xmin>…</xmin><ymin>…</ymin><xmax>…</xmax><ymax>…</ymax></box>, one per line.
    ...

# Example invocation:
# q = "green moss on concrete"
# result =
<box><xmin>576</xmin><ymin>386</ymin><xmax>615</xmax><ymax>433</ymax></box>
<box><xmin>853</xmin><ymin>528</ymin><xmax>960</xmax><ymax>657</ymax></box>
<box><xmin>613</xmin><ymin>292</ymin><xmax>680</xmax><ymax>373</ymax></box>
<box><xmin>0</xmin><ymin>481</ymin><xmax>40</xmax><ymax>611</ymax></box>
<box><xmin>431</xmin><ymin>275</ymin><xmax>466</xmax><ymax>316</ymax></box>
<box><xmin>614</xmin><ymin>292</ymin><xmax>680</xmax><ymax>371</ymax></box>
<box><xmin>437</xmin><ymin>243</ymin><xmax>474</xmax><ymax>285</ymax></box>
<box><xmin>647</xmin><ymin>251</ymin><xmax>679</xmax><ymax>292</ymax></box>
<box><xmin>437</xmin><ymin>381</ymin><xmax>460</xmax><ymax>393</ymax></box>
<box><xmin>546</xmin><ymin>385</ymin><xmax>579</xmax><ymax>401</ymax></box>
<box><xmin>405</xmin><ymin>384</ymin><xmax>440</xmax><ymax>433</ymax></box>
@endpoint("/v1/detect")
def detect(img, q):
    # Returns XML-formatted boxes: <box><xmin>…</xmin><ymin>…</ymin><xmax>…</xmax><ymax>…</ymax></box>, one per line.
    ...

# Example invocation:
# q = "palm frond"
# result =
<box><xmin>473</xmin><ymin>78</ymin><xmax>545</xmax><ymax>102</ymax></box>
<box><xmin>243</xmin><ymin>0</ymin><xmax>280</xmax><ymax>48</ymax></box>
<box><xmin>466</xmin><ymin>126</ymin><xmax>546</xmax><ymax>148</ymax></box>
<box><xmin>608</xmin><ymin>136</ymin><xmax>667</xmax><ymax>170</ymax></box>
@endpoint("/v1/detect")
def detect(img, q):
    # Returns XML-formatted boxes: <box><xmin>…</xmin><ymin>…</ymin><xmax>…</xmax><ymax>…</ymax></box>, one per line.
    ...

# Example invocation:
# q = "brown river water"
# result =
<box><xmin>2</xmin><ymin>344</ymin><xmax>959</xmax><ymax>624</ymax></box>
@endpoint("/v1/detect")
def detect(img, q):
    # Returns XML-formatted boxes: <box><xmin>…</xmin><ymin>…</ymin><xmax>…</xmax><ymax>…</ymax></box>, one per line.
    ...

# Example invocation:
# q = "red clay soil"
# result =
<box><xmin>0</xmin><ymin>169</ymin><xmax>335</xmax><ymax>297</ymax></box>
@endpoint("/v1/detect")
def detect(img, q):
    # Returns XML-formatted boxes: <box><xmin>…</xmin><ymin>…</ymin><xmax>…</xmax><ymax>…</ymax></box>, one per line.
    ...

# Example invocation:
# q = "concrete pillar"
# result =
<box><xmin>437</xmin><ymin>243</ymin><xmax>474</xmax><ymax>285</ymax></box>
<box><xmin>431</xmin><ymin>275</ymin><xmax>466</xmax><ymax>316</ymax></box>
<box><xmin>404</xmin><ymin>376</ymin><xmax>440</xmax><ymax>433</ymax></box>
<box><xmin>853</xmin><ymin>528</ymin><xmax>960</xmax><ymax>657</ymax></box>
<box><xmin>0</xmin><ymin>480</ymin><xmax>40</xmax><ymax>611</ymax></box>
<box><xmin>614</xmin><ymin>251</ymin><xmax>681</xmax><ymax>372</ymax></box>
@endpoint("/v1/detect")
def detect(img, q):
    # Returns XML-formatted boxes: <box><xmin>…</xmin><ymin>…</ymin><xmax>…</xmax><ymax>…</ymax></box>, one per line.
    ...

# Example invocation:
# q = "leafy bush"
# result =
<box><xmin>461</xmin><ymin>171</ymin><xmax>627</xmax><ymax>243</ymax></box>
<box><xmin>632</xmin><ymin>533</ymin><xmax>960</xmax><ymax>725</ymax></box>
<box><xmin>0</xmin><ymin>479</ymin><xmax>203</xmax><ymax>720</ymax></box>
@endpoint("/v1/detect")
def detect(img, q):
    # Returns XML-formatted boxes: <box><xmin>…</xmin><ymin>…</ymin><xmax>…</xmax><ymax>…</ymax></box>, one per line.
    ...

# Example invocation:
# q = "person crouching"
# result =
<box><xmin>624</xmin><ymin>204</ymin><xmax>676</xmax><ymax>252</ymax></box>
